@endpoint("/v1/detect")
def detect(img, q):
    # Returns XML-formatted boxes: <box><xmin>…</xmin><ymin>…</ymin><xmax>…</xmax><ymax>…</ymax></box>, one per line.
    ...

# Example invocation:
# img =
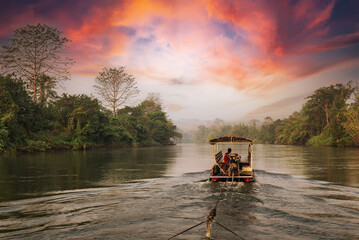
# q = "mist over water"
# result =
<box><xmin>0</xmin><ymin>144</ymin><xmax>358</xmax><ymax>239</ymax></box>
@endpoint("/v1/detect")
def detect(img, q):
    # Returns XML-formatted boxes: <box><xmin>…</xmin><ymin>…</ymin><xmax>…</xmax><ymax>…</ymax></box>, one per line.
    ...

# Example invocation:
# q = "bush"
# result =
<box><xmin>307</xmin><ymin>128</ymin><xmax>334</xmax><ymax>146</ymax></box>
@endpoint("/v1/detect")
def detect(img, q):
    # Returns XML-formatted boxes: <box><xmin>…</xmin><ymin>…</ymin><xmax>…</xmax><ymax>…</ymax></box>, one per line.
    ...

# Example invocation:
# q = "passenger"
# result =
<box><xmin>223</xmin><ymin>148</ymin><xmax>231</xmax><ymax>165</ymax></box>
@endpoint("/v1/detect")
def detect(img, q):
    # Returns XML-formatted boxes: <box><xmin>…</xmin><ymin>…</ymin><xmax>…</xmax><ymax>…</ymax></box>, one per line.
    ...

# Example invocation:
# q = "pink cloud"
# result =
<box><xmin>1</xmin><ymin>0</ymin><xmax>358</xmax><ymax>93</ymax></box>
<box><xmin>202</xmin><ymin>0</ymin><xmax>359</xmax><ymax>92</ymax></box>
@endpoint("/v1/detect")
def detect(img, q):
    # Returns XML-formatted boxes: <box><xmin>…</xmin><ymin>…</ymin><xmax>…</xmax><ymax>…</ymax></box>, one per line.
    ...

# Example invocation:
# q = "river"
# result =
<box><xmin>0</xmin><ymin>143</ymin><xmax>358</xmax><ymax>239</ymax></box>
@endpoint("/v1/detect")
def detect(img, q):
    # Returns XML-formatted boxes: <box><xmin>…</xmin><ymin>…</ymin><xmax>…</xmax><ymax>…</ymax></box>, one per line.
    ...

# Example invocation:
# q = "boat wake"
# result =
<box><xmin>1</xmin><ymin>169</ymin><xmax>358</xmax><ymax>239</ymax></box>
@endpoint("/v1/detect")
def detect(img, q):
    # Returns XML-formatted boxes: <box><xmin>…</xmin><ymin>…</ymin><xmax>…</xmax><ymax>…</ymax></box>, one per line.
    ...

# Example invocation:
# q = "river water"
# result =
<box><xmin>0</xmin><ymin>143</ymin><xmax>358</xmax><ymax>239</ymax></box>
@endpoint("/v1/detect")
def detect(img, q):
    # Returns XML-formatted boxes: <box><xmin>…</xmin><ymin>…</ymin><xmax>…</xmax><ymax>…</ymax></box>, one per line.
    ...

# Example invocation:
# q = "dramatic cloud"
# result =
<box><xmin>1</xmin><ymin>0</ymin><xmax>359</xmax><ymax>120</ymax></box>
<box><xmin>205</xmin><ymin>0</ymin><xmax>359</xmax><ymax>87</ymax></box>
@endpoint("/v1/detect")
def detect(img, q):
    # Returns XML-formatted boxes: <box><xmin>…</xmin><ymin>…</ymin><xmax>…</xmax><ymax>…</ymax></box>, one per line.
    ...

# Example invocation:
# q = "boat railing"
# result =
<box><xmin>215</xmin><ymin>151</ymin><xmax>223</xmax><ymax>162</ymax></box>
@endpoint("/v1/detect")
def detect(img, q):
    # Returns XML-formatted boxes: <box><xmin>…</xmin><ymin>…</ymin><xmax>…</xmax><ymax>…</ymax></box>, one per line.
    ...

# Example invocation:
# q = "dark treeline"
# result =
<box><xmin>194</xmin><ymin>82</ymin><xmax>359</xmax><ymax>147</ymax></box>
<box><xmin>0</xmin><ymin>75</ymin><xmax>181</xmax><ymax>152</ymax></box>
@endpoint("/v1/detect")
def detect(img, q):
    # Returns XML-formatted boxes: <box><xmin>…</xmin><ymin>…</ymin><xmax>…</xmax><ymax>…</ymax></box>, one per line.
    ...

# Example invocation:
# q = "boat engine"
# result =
<box><xmin>228</xmin><ymin>153</ymin><xmax>240</xmax><ymax>164</ymax></box>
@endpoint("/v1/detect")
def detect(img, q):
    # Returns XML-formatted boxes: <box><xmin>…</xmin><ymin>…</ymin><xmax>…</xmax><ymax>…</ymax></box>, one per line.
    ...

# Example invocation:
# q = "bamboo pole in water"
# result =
<box><xmin>206</xmin><ymin>219</ymin><xmax>211</xmax><ymax>238</ymax></box>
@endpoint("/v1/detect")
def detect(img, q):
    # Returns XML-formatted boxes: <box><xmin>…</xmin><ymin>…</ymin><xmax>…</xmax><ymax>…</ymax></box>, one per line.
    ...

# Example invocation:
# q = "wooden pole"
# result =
<box><xmin>206</xmin><ymin>219</ymin><xmax>211</xmax><ymax>239</ymax></box>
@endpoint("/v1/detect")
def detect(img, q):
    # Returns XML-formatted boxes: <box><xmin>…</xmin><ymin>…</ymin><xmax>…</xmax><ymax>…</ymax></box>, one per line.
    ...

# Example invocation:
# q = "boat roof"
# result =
<box><xmin>209</xmin><ymin>136</ymin><xmax>253</xmax><ymax>145</ymax></box>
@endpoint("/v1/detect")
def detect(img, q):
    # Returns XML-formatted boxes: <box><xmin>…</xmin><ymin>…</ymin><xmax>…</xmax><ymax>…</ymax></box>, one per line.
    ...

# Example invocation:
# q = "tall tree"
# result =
<box><xmin>94</xmin><ymin>67</ymin><xmax>139</xmax><ymax>116</ymax></box>
<box><xmin>305</xmin><ymin>83</ymin><xmax>355</xmax><ymax>129</ymax></box>
<box><xmin>0</xmin><ymin>23</ymin><xmax>74</xmax><ymax>102</ymax></box>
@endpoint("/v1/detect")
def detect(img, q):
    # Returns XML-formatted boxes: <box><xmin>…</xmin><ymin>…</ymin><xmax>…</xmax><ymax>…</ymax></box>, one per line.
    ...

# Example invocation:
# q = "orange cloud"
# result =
<box><xmin>62</xmin><ymin>0</ymin><xmax>211</xmax><ymax>75</ymax></box>
<box><xmin>201</xmin><ymin>0</ymin><xmax>359</xmax><ymax>93</ymax></box>
<box><xmin>1</xmin><ymin>0</ymin><xmax>358</xmax><ymax>94</ymax></box>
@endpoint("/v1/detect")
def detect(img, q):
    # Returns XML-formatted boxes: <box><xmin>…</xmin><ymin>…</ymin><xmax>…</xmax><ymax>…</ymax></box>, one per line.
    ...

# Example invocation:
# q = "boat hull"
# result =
<box><xmin>209</xmin><ymin>170</ymin><xmax>255</xmax><ymax>182</ymax></box>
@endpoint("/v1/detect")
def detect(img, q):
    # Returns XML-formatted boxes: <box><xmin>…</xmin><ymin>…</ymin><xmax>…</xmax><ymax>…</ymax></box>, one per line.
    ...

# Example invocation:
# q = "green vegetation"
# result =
<box><xmin>194</xmin><ymin>82</ymin><xmax>359</xmax><ymax>147</ymax></box>
<box><xmin>0</xmin><ymin>24</ymin><xmax>181</xmax><ymax>153</ymax></box>
<box><xmin>0</xmin><ymin>75</ymin><xmax>181</xmax><ymax>152</ymax></box>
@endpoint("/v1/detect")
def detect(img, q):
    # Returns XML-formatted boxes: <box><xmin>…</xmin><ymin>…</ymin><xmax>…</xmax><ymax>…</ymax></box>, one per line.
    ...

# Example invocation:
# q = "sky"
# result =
<box><xmin>1</xmin><ymin>0</ymin><xmax>359</xmax><ymax>126</ymax></box>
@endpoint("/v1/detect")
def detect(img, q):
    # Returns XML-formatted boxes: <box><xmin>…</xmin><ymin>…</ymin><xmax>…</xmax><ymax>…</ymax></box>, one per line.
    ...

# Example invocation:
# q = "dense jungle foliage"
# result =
<box><xmin>194</xmin><ymin>82</ymin><xmax>359</xmax><ymax>147</ymax></box>
<box><xmin>0</xmin><ymin>75</ymin><xmax>181</xmax><ymax>152</ymax></box>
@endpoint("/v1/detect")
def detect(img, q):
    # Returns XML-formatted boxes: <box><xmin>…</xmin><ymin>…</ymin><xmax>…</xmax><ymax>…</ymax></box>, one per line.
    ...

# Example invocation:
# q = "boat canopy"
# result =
<box><xmin>209</xmin><ymin>136</ymin><xmax>253</xmax><ymax>145</ymax></box>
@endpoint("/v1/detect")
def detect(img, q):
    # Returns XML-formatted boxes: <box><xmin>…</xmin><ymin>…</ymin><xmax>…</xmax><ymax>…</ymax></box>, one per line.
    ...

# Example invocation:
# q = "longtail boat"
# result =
<box><xmin>209</xmin><ymin>136</ymin><xmax>255</xmax><ymax>182</ymax></box>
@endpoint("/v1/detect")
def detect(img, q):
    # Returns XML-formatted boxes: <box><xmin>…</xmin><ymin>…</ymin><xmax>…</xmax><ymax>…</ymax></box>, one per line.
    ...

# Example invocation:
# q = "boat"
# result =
<box><xmin>209</xmin><ymin>136</ymin><xmax>254</xmax><ymax>182</ymax></box>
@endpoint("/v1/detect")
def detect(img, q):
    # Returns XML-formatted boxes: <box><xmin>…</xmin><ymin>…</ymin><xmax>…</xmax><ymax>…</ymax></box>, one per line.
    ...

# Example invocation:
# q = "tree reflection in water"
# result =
<box><xmin>0</xmin><ymin>146</ymin><xmax>177</xmax><ymax>202</ymax></box>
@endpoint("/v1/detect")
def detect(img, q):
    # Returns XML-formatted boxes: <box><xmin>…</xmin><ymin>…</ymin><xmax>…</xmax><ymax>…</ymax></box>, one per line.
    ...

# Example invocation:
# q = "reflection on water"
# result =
<box><xmin>254</xmin><ymin>144</ymin><xmax>359</xmax><ymax>188</ymax></box>
<box><xmin>0</xmin><ymin>143</ymin><xmax>359</xmax><ymax>239</ymax></box>
<box><xmin>0</xmin><ymin>146</ymin><xmax>178</xmax><ymax>202</ymax></box>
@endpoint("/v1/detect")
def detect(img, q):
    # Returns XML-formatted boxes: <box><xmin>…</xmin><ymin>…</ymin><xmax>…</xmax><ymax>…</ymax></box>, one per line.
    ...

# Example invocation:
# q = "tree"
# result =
<box><xmin>259</xmin><ymin>116</ymin><xmax>277</xmax><ymax>143</ymax></box>
<box><xmin>53</xmin><ymin>94</ymin><xmax>125</xmax><ymax>149</ymax></box>
<box><xmin>306</xmin><ymin>83</ymin><xmax>354</xmax><ymax>129</ymax></box>
<box><xmin>194</xmin><ymin>125</ymin><xmax>210</xmax><ymax>143</ymax></box>
<box><xmin>117</xmin><ymin>95</ymin><xmax>182</xmax><ymax>146</ymax></box>
<box><xmin>140</xmin><ymin>95</ymin><xmax>181</xmax><ymax>145</ymax></box>
<box><xmin>141</xmin><ymin>92</ymin><xmax>162</xmax><ymax>113</ymax></box>
<box><xmin>274</xmin><ymin>111</ymin><xmax>310</xmax><ymax>145</ymax></box>
<box><xmin>94</xmin><ymin>67</ymin><xmax>139</xmax><ymax>116</ymax></box>
<box><xmin>0</xmin><ymin>75</ymin><xmax>36</xmax><ymax>148</ymax></box>
<box><xmin>0</xmin><ymin>23</ymin><xmax>74</xmax><ymax>102</ymax></box>
<box><xmin>38</xmin><ymin>74</ymin><xmax>58</xmax><ymax>103</ymax></box>
<box><xmin>342</xmin><ymin>107</ymin><xmax>359</xmax><ymax>146</ymax></box>
<box><xmin>118</xmin><ymin>105</ymin><xmax>151</xmax><ymax>145</ymax></box>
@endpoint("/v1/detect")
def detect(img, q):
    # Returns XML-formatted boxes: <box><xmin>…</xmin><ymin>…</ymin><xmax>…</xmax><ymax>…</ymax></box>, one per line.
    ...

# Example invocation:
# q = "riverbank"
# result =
<box><xmin>193</xmin><ymin>82</ymin><xmax>359</xmax><ymax>148</ymax></box>
<box><xmin>5</xmin><ymin>139</ymin><xmax>177</xmax><ymax>153</ymax></box>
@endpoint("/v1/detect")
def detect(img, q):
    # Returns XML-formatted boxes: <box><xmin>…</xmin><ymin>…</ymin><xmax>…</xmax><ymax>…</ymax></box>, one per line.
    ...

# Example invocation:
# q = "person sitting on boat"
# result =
<box><xmin>224</xmin><ymin>148</ymin><xmax>231</xmax><ymax>165</ymax></box>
